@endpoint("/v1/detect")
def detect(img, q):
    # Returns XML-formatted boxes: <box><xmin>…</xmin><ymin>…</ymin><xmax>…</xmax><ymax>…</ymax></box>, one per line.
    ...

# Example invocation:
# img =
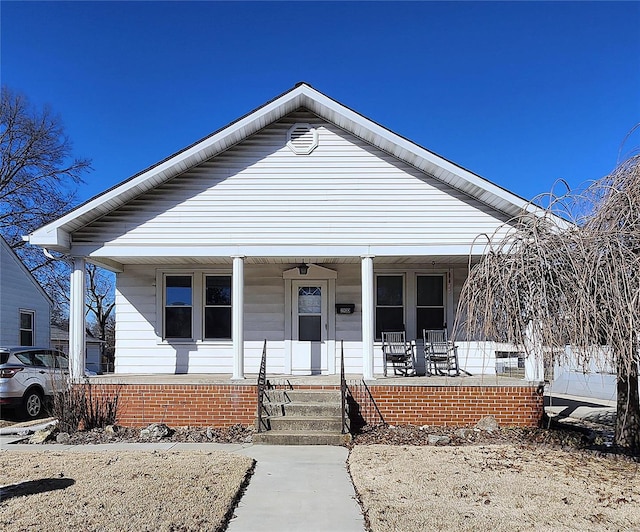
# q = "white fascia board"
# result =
<box><xmin>76</xmin><ymin>243</ymin><xmax>480</xmax><ymax>258</ymax></box>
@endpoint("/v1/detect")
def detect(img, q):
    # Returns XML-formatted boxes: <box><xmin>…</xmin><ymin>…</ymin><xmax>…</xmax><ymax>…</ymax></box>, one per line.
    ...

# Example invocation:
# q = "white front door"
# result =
<box><xmin>291</xmin><ymin>280</ymin><xmax>328</xmax><ymax>375</ymax></box>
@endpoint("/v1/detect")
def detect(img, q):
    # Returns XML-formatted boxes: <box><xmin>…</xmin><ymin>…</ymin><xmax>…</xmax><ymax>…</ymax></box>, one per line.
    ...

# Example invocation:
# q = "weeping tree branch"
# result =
<box><xmin>454</xmin><ymin>154</ymin><xmax>640</xmax><ymax>453</ymax></box>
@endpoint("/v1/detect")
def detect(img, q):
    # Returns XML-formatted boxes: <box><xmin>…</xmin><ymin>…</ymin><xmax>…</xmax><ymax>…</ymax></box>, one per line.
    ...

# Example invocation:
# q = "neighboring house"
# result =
<box><xmin>0</xmin><ymin>235</ymin><xmax>52</xmax><ymax>347</ymax></box>
<box><xmin>548</xmin><ymin>347</ymin><xmax>617</xmax><ymax>402</ymax></box>
<box><xmin>50</xmin><ymin>325</ymin><xmax>104</xmax><ymax>374</ymax></box>
<box><xmin>26</xmin><ymin>83</ymin><xmax>546</xmax><ymax>428</ymax></box>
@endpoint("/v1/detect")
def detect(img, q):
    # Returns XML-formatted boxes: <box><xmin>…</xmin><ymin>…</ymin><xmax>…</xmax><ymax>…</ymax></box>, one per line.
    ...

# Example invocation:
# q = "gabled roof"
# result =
<box><xmin>0</xmin><ymin>235</ymin><xmax>53</xmax><ymax>304</ymax></box>
<box><xmin>28</xmin><ymin>82</ymin><xmax>538</xmax><ymax>251</ymax></box>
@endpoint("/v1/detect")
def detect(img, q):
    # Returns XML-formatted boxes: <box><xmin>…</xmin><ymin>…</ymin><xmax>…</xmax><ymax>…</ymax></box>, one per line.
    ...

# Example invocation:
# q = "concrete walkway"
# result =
<box><xmin>228</xmin><ymin>445</ymin><xmax>364</xmax><ymax>532</ymax></box>
<box><xmin>0</xmin><ymin>440</ymin><xmax>366</xmax><ymax>532</ymax></box>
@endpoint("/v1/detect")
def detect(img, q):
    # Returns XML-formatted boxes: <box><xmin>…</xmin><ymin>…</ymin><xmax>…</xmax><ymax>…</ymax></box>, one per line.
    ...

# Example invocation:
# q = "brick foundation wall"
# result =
<box><xmin>83</xmin><ymin>383</ymin><xmax>543</xmax><ymax>428</ymax></box>
<box><xmin>87</xmin><ymin>384</ymin><xmax>257</xmax><ymax>427</ymax></box>
<box><xmin>369</xmin><ymin>385</ymin><xmax>544</xmax><ymax>427</ymax></box>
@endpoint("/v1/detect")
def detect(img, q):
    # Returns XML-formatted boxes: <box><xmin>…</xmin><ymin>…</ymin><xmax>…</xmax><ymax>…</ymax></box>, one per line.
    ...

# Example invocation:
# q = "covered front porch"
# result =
<box><xmin>65</xmin><ymin>252</ymin><xmax>524</xmax><ymax>381</ymax></box>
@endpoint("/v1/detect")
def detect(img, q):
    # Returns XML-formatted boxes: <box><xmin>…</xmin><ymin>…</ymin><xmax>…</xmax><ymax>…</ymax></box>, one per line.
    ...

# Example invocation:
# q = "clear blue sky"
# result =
<box><xmin>2</xmin><ymin>1</ymin><xmax>639</xmax><ymax>204</ymax></box>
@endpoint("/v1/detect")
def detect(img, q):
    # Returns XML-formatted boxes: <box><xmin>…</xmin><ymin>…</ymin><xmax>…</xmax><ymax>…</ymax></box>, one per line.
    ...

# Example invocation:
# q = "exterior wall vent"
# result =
<box><xmin>287</xmin><ymin>123</ymin><xmax>318</xmax><ymax>155</ymax></box>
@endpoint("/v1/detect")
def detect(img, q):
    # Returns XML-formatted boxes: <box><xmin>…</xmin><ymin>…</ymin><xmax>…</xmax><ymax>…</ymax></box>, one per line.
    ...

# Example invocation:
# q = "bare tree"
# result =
<box><xmin>454</xmin><ymin>154</ymin><xmax>640</xmax><ymax>454</ymax></box>
<box><xmin>86</xmin><ymin>263</ymin><xmax>115</xmax><ymax>346</ymax></box>
<box><xmin>0</xmin><ymin>86</ymin><xmax>91</xmax><ymax>315</ymax></box>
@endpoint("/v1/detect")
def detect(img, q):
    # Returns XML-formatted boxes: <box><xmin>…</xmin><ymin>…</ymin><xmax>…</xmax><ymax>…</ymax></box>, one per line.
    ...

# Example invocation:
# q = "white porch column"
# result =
<box><xmin>69</xmin><ymin>257</ymin><xmax>86</xmax><ymax>382</ymax></box>
<box><xmin>231</xmin><ymin>255</ymin><xmax>245</xmax><ymax>380</ymax></box>
<box><xmin>361</xmin><ymin>255</ymin><xmax>375</xmax><ymax>380</ymax></box>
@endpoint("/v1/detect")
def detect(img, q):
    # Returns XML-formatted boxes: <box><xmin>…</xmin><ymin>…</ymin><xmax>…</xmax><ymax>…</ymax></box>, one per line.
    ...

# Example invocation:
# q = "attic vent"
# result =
<box><xmin>287</xmin><ymin>123</ymin><xmax>318</xmax><ymax>155</ymax></box>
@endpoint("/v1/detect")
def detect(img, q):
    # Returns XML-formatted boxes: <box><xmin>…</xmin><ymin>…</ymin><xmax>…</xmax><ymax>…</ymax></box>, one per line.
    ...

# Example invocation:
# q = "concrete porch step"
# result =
<box><xmin>283</xmin><ymin>390</ymin><xmax>342</xmax><ymax>403</ymax></box>
<box><xmin>283</xmin><ymin>402</ymin><xmax>342</xmax><ymax>417</ymax></box>
<box><xmin>268</xmin><ymin>416</ymin><xmax>343</xmax><ymax>432</ymax></box>
<box><xmin>253</xmin><ymin>430</ymin><xmax>350</xmax><ymax>446</ymax></box>
<box><xmin>256</xmin><ymin>388</ymin><xmax>346</xmax><ymax>445</ymax></box>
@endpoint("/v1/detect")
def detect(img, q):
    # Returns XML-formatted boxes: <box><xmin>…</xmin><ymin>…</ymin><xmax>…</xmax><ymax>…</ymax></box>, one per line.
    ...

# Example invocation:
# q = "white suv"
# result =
<box><xmin>0</xmin><ymin>347</ymin><xmax>69</xmax><ymax>419</ymax></box>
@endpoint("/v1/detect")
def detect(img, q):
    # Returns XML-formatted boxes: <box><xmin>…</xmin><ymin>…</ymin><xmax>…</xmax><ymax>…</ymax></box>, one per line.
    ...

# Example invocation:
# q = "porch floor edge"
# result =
<box><xmin>87</xmin><ymin>373</ymin><xmax>540</xmax><ymax>387</ymax></box>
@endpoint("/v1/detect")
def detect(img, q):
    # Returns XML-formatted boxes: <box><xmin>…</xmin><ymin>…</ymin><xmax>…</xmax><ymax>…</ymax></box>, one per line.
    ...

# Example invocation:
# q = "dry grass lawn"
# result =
<box><xmin>349</xmin><ymin>444</ymin><xmax>640</xmax><ymax>532</ymax></box>
<box><xmin>0</xmin><ymin>450</ymin><xmax>254</xmax><ymax>532</ymax></box>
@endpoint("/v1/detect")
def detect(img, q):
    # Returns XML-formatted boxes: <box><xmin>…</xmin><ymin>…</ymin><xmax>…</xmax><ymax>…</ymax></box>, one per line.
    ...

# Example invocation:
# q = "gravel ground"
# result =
<box><xmin>0</xmin><ymin>450</ymin><xmax>254</xmax><ymax>532</ymax></box>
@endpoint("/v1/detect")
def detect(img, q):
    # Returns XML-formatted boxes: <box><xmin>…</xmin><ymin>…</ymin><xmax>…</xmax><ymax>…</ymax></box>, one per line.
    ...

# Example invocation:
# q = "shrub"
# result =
<box><xmin>51</xmin><ymin>381</ymin><xmax>120</xmax><ymax>433</ymax></box>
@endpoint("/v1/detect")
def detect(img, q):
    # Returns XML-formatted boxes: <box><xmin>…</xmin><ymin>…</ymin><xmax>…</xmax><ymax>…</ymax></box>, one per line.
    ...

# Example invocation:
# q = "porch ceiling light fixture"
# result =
<box><xmin>298</xmin><ymin>263</ymin><xmax>309</xmax><ymax>275</ymax></box>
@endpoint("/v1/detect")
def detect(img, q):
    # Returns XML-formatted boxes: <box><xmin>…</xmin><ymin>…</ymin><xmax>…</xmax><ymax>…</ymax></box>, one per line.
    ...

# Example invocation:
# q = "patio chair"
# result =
<box><xmin>381</xmin><ymin>331</ymin><xmax>415</xmax><ymax>377</ymax></box>
<box><xmin>423</xmin><ymin>329</ymin><xmax>460</xmax><ymax>376</ymax></box>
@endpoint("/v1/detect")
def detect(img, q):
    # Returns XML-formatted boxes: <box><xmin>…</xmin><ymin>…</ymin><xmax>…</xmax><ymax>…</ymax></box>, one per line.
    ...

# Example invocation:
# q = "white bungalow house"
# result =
<box><xmin>27</xmin><ymin>83</ymin><xmax>540</xmax><ymax>383</ymax></box>
<box><xmin>0</xmin><ymin>235</ymin><xmax>52</xmax><ymax>347</ymax></box>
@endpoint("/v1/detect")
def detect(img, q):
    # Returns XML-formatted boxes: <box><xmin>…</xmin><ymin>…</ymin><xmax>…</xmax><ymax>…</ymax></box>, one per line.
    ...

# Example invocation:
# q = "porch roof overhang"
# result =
<box><xmin>27</xmin><ymin>82</ymin><xmax>544</xmax><ymax>256</ymax></box>
<box><xmin>74</xmin><ymin>244</ymin><xmax>485</xmax><ymax>272</ymax></box>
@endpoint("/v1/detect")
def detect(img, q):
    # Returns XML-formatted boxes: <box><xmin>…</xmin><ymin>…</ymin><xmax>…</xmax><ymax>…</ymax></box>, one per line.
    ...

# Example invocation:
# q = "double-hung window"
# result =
<box><xmin>375</xmin><ymin>275</ymin><xmax>404</xmax><ymax>339</ymax></box>
<box><xmin>204</xmin><ymin>275</ymin><xmax>232</xmax><ymax>339</ymax></box>
<box><xmin>163</xmin><ymin>273</ymin><xmax>232</xmax><ymax>341</ymax></box>
<box><xmin>19</xmin><ymin>310</ymin><xmax>35</xmax><ymax>346</ymax></box>
<box><xmin>164</xmin><ymin>275</ymin><xmax>193</xmax><ymax>339</ymax></box>
<box><xmin>416</xmin><ymin>275</ymin><xmax>445</xmax><ymax>333</ymax></box>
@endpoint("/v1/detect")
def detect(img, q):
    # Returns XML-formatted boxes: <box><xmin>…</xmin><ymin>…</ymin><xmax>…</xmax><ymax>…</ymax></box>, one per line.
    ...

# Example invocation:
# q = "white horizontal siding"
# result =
<box><xmin>113</xmin><ymin>261</ymin><xmax>496</xmax><ymax>376</ymax></box>
<box><xmin>73</xmin><ymin>112</ymin><xmax>512</xmax><ymax>250</ymax></box>
<box><xmin>114</xmin><ymin>264</ymin><xmax>289</xmax><ymax>375</ymax></box>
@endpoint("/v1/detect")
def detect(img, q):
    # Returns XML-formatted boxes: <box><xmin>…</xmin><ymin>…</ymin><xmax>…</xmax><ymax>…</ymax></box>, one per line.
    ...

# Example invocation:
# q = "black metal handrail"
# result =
<box><xmin>340</xmin><ymin>340</ymin><xmax>348</xmax><ymax>434</ymax></box>
<box><xmin>340</xmin><ymin>339</ymin><xmax>385</xmax><ymax>434</ymax></box>
<box><xmin>344</xmin><ymin>379</ymin><xmax>386</xmax><ymax>431</ymax></box>
<box><xmin>256</xmin><ymin>339</ymin><xmax>268</xmax><ymax>433</ymax></box>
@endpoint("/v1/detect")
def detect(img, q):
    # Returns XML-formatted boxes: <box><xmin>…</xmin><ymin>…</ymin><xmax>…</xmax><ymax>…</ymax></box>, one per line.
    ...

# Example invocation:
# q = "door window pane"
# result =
<box><xmin>298</xmin><ymin>286</ymin><xmax>322</xmax><ymax>341</ymax></box>
<box><xmin>299</xmin><ymin>316</ymin><xmax>321</xmax><ymax>341</ymax></box>
<box><xmin>298</xmin><ymin>286</ymin><xmax>321</xmax><ymax>314</ymax></box>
